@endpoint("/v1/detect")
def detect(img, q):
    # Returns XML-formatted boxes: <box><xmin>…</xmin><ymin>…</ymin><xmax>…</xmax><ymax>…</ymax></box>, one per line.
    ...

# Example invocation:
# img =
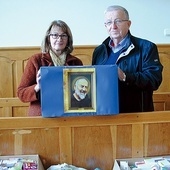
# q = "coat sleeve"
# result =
<box><xmin>17</xmin><ymin>55</ymin><xmax>40</xmax><ymax>102</ymax></box>
<box><xmin>126</xmin><ymin>42</ymin><xmax>163</xmax><ymax>91</ymax></box>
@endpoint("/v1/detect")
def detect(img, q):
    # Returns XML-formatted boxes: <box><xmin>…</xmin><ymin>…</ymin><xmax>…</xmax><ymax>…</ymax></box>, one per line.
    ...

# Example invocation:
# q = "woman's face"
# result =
<box><xmin>49</xmin><ymin>25</ymin><xmax>68</xmax><ymax>54</ymax></box>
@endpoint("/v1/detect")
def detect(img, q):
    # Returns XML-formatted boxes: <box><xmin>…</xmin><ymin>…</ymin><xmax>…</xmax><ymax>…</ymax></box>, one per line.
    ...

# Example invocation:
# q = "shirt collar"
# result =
<box><xmin>109</xmin><ymin>33</ymin><xmax>130</xmax><ymax>53</ymax></box>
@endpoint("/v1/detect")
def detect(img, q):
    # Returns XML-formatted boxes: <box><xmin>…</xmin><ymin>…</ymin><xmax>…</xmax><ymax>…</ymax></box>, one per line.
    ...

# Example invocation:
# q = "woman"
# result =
<box><xmin>17</xmin><ymin>20</ymin><xmax>83</xmax><ymax>116</ymax></box>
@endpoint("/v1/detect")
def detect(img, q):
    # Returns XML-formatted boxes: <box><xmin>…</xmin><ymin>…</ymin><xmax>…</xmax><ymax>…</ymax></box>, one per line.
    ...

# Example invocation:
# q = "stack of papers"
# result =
<box><xmin>119</xmin><ymin>156</ymin><xmax>170</xmax><ymax>170</ymax></box>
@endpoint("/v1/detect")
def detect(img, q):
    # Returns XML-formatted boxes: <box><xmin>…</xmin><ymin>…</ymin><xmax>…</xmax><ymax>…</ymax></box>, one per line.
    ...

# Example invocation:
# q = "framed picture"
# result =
<box><xmin>63</xmin><ymin>68</ymin><xmax>96</xmax><ymax>113</ymax></box>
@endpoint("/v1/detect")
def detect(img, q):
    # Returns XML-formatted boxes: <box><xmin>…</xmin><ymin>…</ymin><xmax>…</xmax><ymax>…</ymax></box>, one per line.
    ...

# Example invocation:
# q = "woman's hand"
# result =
<box><xmin>34</xmin><ymin>69</ymin><xmax>41</xmax><ymax>92</ymax></box>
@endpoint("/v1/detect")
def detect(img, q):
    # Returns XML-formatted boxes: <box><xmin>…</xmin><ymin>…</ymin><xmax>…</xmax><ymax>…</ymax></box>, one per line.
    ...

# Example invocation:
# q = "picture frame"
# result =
<box><xmin>63</xmin><ymin>67</ymin><xmax>96</xmax><ymax>113</ymax></box>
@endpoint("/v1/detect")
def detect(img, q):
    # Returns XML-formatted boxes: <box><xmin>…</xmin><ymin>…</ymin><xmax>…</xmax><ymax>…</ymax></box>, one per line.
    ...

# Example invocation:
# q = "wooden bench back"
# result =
<box><xmin>0</xmin><ymin>45</ymin><xmax>170</xmax><ymax>116</ymax></box>
<box><xmin>0</xmin><ymin>47</ymin><xmax>40</xmax><ymax>97</ymax></box>
<box><xmin>157</xmin><ymin>45</ymin><xmax>170</xmax><ymax>92</ymax></box>
<box><xmin>0</xmin><ymin>46</ymin><xmax>95</xmax><ymax>98</ymax></box>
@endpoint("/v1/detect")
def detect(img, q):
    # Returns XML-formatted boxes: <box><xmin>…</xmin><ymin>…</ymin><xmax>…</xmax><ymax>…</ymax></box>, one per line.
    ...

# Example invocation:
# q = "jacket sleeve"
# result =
<box><xmin>125</xmin><ymin>43</ymin><xmax>163</xmax><ymax>91</ymax></box>
<box><xmin>17</xmin><ymin>56</ymin><xmax>40</xmax><ymax>102</ymax></box>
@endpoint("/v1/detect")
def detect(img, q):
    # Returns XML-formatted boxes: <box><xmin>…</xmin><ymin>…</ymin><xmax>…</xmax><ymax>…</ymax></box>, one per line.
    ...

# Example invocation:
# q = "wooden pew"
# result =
<box><xmin>0</xmin><ymin>47</ymin><xmax>41</xmax><ymax>98</ymax></box>
<box><xmin>0</xmin><ymin>46</ymin><xmax>170</xmax><ymax>169</ymax></box>
<box><xmin>0</xmin><ymin>45</ymin><xmax>170</xmax><ymax>117</ymax></box>
<box><xmin>153</xmin><ymin>92</ymin><xmax>170</xmax><ymax>111</ymax></box>
<box><xmin>0</xmin><ymin>46</ymin><xmax>95</xmax><ymax>98</ymax></box>
<box><xmin>0</xmin><ymin>46</ymin><xmax>95</xmax><ymax>117</ymax></box>
<box><xmin>0</xmin><ymin>111</ymin><xmax>170</xmax><ymax>169</ymax></box>
<box><xmin>0</xmin><ymin>98</ymin><xmax>28</xmax><ymax>117</ymax></box>
<box><xmin>0</xmin><ymin>92</ymin><xmax>170</xmax><ymax>117</ymax></box>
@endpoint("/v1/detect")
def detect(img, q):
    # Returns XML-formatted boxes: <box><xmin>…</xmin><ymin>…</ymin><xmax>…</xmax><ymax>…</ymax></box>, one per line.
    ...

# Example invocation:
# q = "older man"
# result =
<box><xmin>92</xmin><ymin>5</ymin><xmax>163</xmax><ymax>113</ymax></box>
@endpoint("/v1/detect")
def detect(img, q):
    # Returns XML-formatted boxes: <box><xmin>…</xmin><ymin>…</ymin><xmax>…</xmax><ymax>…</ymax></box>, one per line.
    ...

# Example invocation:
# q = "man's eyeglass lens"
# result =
<box><xmin>105</xmin><ymin>19</ymin><xmax>128</xmax><ymax>26</ymax></box>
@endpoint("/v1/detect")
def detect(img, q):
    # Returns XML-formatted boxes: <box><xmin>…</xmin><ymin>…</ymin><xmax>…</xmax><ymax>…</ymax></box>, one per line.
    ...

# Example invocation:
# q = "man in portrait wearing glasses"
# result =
<box><xmin>71</xmin><ymin>77</ymin><xmax>91</xmax><ymax>108</ymax></box>
<box><xmin>92</xmin><ymin>5</ymin><xmax>163</xmax><ymax>113</ymax></box>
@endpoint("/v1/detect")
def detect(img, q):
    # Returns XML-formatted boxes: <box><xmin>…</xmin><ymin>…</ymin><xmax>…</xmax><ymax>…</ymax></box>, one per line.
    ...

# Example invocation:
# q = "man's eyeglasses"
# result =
<box><xmin>105</xmin><ymin>19</ymin><xmax>129</xmax><ymax>27</ymax></box>
<box><xmin>49</xmin><ymin>33</ymin><xmax>68</xmax><ymax>40</ymax></box>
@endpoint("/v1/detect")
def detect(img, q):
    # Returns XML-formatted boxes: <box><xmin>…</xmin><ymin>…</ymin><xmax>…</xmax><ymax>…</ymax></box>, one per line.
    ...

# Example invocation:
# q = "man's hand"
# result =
<box><xmin>118</xmin><ymin>67</ymin><xmax>126</xmax><ymax>82</ymax></box>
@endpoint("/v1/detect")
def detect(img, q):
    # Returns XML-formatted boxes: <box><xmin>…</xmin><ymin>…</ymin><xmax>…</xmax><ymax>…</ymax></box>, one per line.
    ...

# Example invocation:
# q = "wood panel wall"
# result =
<box><xmin>156</xmin><ymin>44</ymin><xmax>170</xmax><ymax>92</ymax></box>
<box><xmin>0</xmin><ymin>45</ymin><xmax>170</xmax><ymax>117</ymax></box>
<box><xmin>0</xmin><ymin>111</ymin><xmax>170</xmax><ymax>169</ymax></box>
<box><xmin>0</xmin><ymin>46</ymin><xmax>170</xmax><ymax>169</ymax></box>
<box><xmin>0</xmin><ymin>46</ymin><xmax>95</xmax><ymax>98</ymax></box>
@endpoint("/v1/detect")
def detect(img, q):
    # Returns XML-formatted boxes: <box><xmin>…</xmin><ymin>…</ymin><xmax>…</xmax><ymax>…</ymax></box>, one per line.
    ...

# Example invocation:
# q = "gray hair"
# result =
<box><xmin>41</xmin><ymin>20</ymin><xmax>73</xmax><ymax>54</ymax></box>
<box><xmin>104</xmin><ymin>5</ymin><xmax>129</xmax><ymax>20</ymax></box>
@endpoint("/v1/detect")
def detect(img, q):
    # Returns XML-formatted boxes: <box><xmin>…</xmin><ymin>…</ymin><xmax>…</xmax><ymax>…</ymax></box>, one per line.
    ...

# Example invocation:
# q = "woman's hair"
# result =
<box><xmin>41</xmin><ymin>20</ymin><xmax>73</xmax><ymax>54</ymax></box>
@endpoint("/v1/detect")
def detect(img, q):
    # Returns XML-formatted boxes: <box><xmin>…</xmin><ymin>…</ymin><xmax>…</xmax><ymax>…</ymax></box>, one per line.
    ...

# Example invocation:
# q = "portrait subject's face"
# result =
<box><xmin>74</xmin><ymin>79</ymin><xmax>88</xmax><ymax>100</ymax></box>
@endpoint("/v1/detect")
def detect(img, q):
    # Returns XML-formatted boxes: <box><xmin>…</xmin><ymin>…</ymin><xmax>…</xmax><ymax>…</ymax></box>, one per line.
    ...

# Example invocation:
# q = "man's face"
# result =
<box><xmin>75</xmin><ymin>79</ymin><xmax>88</xmax><ymax>100</ymax></box>
<box><xmin>104</xmin><ymin>9</ymin><xmax>131</xmax><ymax>42</ymax></box>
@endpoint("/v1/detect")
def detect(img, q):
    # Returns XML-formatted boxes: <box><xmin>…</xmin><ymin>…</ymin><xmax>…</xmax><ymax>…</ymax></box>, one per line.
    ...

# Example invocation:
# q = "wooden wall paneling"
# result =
<box><xmin>0</xmin><ymin>93</ymin><xmax>169</xmax><ymax>117</ymax></box>
<box><xmin>72</xmin><ymin>125</ymin><xmax>114</xmax><ymax>169</ymax></box>
<box><xmin>0</xmin><ymin>45</ymin><xmax>170</xmax><ymax>169</ymax></box>
<box><xmin>0</xmin><ymin>98</ymin><xmax>15</xmax><ymax>117</ymax></box>
<box><xmin>0</xmin><ymin>47</ymin><xmax>38</xmax><ymax>60</ymax></box>
<box><xmin>116</xmin><ymin>125</ymin><xmax>132</xmax><ymax>158</ymax></box>
<box><xmin>132</xmin><ymin>124</ymin><xmax>144</xmax><ymax>158</ymax></box>
<box><xmin>0</xmin><ymin>129</ymin><xmax>15</xmax><ymax>155</ymax></box>
<box><xmin>11</xmin><ymin>57</ymin><xmax>29</xmax><ymax>97</ymax></box>
<box><xmin>0</xmin><ymin>45</ymin><xmax>170</xmax><ymax>115</ymax></box>
<box><xmin>156</xmin><ymin>44</ymin><xmax>170</xmax><ymax>93</ymax></box>
<box><xmin>0</xmin><ymin>56</ymin><xmax>14</xmax><ymax>97</ymax></box>
<box><xmin>21</xmin><ymin>128</ymin><xmax>60</xmax><ymax>168</ymax></box>
<box><xmin>0</xmin><ymin>98</ymin><xmax>28</xmax><ymax>117</ymax></box>
<box><xmin>59</xmin><ymin>127</ymin><xmax>72</xmax><ymax>164</ymax></box>
<box><xmin>143</xmin><ymin>124</ymin><xmax>149</xmax><ymax>157</ymax></box>
<box><xmin>153</xmin><ymin>92</ymin><xmax>170</xmax><ymax>111</ymax></box>
<box><xmin>146</xmin><ymin>123</ymin><xmax>170</xmax><ymax>156</ymax></box>
<box><xmin>0</xmin><ymin>44</ymin><xmax>170</xmax><ymax>93</ymax></box>
<box><xmin>0</xmin><ymin>112</ymin><xmax>170</xmax><ymax>169</ymax></box>
<box><xmin>12</xmin><ymin>106</ymin><xmax>28</xmax><ymax>117</ymax></box>
<box><xmin>13</xmin><ymin>129</ymin><xmax>25</xmax><ymax>155</ymax></box>
<box><xmin>72</xmin><ymin>45</ymin><xmax>96</xmax><ymax>65</ymax></box>
<box><xmin>110</xmin><ymin>125</ymin><xmax>117</xmax><ymax>160</ymax></box>
<box><xmin>0</xmin><ymin>106</ymin><xmax>12</xmax><ymax>117</ymax></box>
<box><xmin>0</xmin><ymin>47</ymin><xmax>40</xmax><ymax>98</ymax></box>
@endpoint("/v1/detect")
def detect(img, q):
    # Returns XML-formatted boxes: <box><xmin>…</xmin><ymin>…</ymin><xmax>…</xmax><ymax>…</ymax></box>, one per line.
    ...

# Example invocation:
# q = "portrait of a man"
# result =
<box><xmin>71</xmin><ymin>77</ymin><xmax>92</xmax><ymax>108</ymax></box>
<box><xmin>63</xmin><ymin>68</ymin><xmax>96</xmax><ymax>113</ymax></box>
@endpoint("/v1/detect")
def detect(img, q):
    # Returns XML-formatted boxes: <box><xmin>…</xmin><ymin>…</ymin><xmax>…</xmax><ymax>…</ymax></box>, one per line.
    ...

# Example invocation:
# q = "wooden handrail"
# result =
<box><xmin>0</xmin><ymin>97</ymin><xmax>29</xmax><ymax>106</ymax></box>
<box><xmin>0</xmin><ymin>111</ymin><xmax>170</xmax><ymax>129</ymax></box>
<box><xmin>1</xmin><ymin>111</ymin><xmax>170</xmax><ymax>169</ymax></box>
